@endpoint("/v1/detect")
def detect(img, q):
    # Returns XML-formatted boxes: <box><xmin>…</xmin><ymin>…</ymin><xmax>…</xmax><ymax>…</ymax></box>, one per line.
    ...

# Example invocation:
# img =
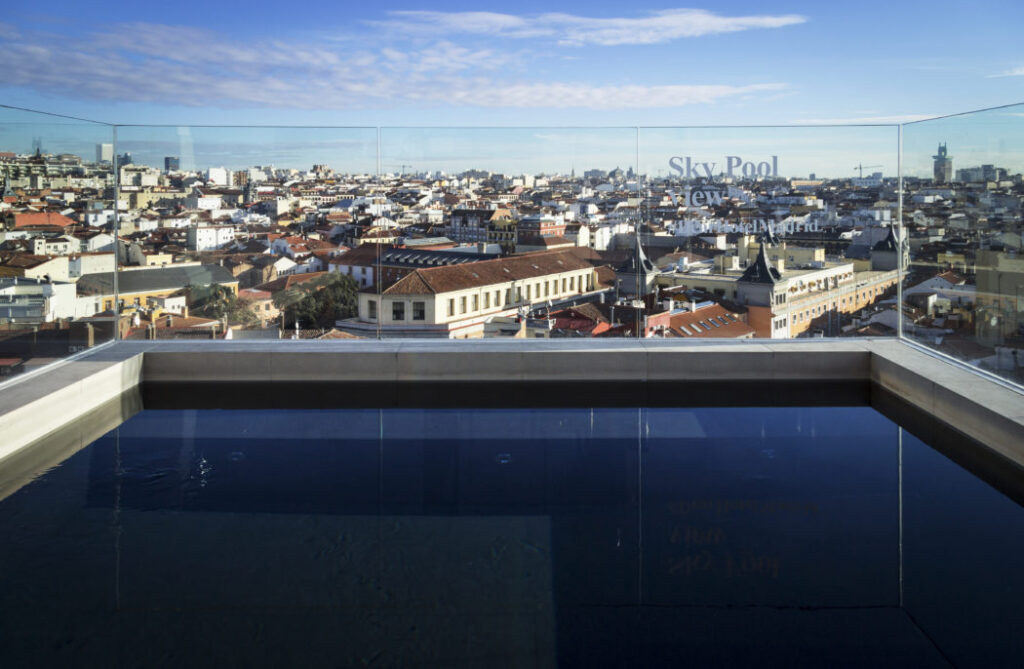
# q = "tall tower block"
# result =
<box><xmin>933</xmin><ymin>143</ymin><xmax>953</xmax><ymax>183</ymax></box>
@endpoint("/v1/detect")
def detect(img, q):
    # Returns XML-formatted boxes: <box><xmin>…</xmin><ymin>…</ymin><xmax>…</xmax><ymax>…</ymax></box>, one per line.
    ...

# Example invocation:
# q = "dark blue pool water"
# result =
<box><xmin>2</xmin><ymin>404</ymin><xmax>1023</xmax><ymax>667</ymax></box>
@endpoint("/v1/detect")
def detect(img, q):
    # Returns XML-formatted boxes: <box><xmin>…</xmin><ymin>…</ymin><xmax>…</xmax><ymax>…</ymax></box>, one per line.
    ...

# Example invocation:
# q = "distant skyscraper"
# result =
<box><xmin>31</xmin><ymin>137</ymin><xmax>43</xmax><ymax>154</ymax></box>
<box><xmin>96</xmin><ymin>143</ymin><xmax>113</xmax><ymax>163</ymax></box>
<box><xmin>117</xmin><ymin>152</ymin><xmax>132</xmax><ymax>167</ymax></box>
<box><xmin>933</xmin><ymin>143</ymin><xmax>953</xmax><ymax>184</ymax></box>
<box><xmin>164</xmin><ymin>156</ymin><xmax>180</xmax><ymax>171</ymax></box>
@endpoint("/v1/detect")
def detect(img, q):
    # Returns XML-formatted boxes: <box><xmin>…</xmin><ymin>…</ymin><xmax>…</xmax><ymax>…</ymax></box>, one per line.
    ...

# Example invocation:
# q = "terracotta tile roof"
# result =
<box><xmin>936</xmin><ymin>270</ymin><xmax>966</xmax><ymax>285</ymax></box>
<box><xmin>376</xmin><ymin>249</ymin><xmax>594</xmax><ymax>296</ymax></box>
<box><xmin>667</xmin><ymin>304</ymin><xmax>755</xmax><ymax>339</ymax></box>
<box><xmin>549</xmin><ymin>304</ymin><xmax>613</xmax><ymax>336</ymax></box>
<box><xmin>11</xmin><ymin>212</ymin><xmax>76</xmax><ymax>229</ymax></box>
<box><xmin>329</xmin><ymin>244</ymin><xmax>384</xmax><ymax>267</ymax></box>
<box><xmin>557</xmin><ymin>303</ymin><xmax>609</xmax><ymax>323</ymax></box>
<box><xmin>305</xmin><ymin>239</ymin><xmax>337</xmax><ymax>251</ymax></box>
<box><xmin>238</xmin><ymin>288</ymin><xmax>272</xmax><ymax>301</ymax></box>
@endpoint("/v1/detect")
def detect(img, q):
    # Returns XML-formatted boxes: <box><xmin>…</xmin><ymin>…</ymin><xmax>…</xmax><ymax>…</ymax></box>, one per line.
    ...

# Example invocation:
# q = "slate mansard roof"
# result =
<box><xmin>77</xmin><ymin>264</ymin><xmax>239</xmax><ymax>296</ymax></box>
<box><xmin>739</xmin><ymin>245</ymin><xmax>782</xmax><ymax>284</ymax></box>
<box><xmin>872</xmin><ymin>226</ymin><xmax>900</xmax><ymax>252</ymax></box>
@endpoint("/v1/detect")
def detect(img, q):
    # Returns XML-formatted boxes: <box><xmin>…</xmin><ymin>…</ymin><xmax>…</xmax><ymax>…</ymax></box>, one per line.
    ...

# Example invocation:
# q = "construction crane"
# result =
<box><xmin>853</xmin><ymin>163</ymin><xmax>882</xmax><ymax>178</ymax></box>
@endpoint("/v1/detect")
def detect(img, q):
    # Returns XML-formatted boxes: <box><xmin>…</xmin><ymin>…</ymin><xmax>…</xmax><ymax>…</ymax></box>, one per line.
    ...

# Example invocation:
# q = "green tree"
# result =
<box><xmin>193</xmin><ymin>283</ymin><xmax>259</xmax><ymax>327</ymax></box>
<box><xmin>273</xmin><ymin>273</ymin><xmax>358</xmax><ymax>329</ymax></box>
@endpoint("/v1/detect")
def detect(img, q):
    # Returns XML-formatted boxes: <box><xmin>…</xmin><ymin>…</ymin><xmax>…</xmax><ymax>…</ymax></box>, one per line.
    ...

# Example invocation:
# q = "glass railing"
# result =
<box><xmin>0</xmin><ymin>105</ymin><xmax>116</xmax><ymax>376</ymax></box>
<box><xmin>1</xmin><ymin>103</ymin><xmax>1022</xmax><ymax>387</ymax></box>
<box><xmin>902</xmin><ymin>103</ymin><xmax>1024</xmax><ymax>385</ymax></box>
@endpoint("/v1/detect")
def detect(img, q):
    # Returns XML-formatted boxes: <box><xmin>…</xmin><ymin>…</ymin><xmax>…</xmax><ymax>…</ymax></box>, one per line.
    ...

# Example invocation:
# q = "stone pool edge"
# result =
<box><xmin>0</xmin><ymin>339</ymin><xmax>1021</xmax><ymax>467</ymax></box>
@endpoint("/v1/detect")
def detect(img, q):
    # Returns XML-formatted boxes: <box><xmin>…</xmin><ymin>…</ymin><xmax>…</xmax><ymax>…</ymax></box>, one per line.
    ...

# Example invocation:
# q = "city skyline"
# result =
<box><xmin>4</xmin><ymin>115</ymin><xmax>1023</xmax><ymax>181</ymax></box>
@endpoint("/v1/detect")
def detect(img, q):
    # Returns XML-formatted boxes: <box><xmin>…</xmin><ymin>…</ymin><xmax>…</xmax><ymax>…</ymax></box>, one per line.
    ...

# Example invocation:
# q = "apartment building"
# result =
<box><xmin>339</xmin><ymin>249</ymin><xmax>597</xmax><ymax>338</ymax></box>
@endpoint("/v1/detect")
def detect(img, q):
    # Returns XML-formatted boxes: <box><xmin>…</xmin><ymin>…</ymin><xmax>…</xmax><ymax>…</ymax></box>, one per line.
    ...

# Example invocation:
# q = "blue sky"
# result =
<box><xmin>1</xmin><ymin>2</ymin><xmax>1022</xmax><ymax>175</ymax></box>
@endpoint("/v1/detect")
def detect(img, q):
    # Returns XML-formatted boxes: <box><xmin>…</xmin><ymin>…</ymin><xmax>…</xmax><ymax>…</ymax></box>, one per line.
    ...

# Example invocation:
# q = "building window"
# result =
<box><xmin>526</xmin><ymin>285</ymin><xmax>531</xmax><ymax>300</ymax></box>
<box><xmin>484</xmin><ymin>293</ymin><xmax>491</xmax><ymax>309</ymax></box>
<box><xmin>412</xmin><ymin>302</ymin><xmax>425</xmax><ymax>321</ymax></box>
<box><xmin>460</xmin><ymin>296</ymin><xmax>467</xmax><ymax>314</ymax></box>
<box><xmin>447</xmin><ymin>298</ymin><xmax>454</xmax><ymax>317</ymax></box>
<box><xmin>472</xmin><ymin>295</ymin><xmax>479</xmax><ymax>311</ymax></box>
<box><xmin>561</xmin><ymin>278</ymin><xmax>567</xmax><ymax>292</ymax></box>
<box><xmin>392</xmin><ymin>301</ymin><xmax>405</xmax><ymax>321</ymax></box>
<box><xmin>569</xmin><ymin>276</ymin><xmax>575</xmax><ymax>291</ymax></box>
<box><xmin>544</xmin><ymin>282</ymin><xmax>550</xmax><ymax>297</ymax></box>
<box><xmin>368</xmin><ymin>300</ymin><xmax>377</xmax><ymax>319</ymax></box>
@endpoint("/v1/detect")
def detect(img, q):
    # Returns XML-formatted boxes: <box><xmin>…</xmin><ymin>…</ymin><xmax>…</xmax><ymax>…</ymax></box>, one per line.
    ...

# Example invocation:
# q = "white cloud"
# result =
<box><xmin>987</xmin><ymin>66</ymin><xmax>1024</xmax><ymax>78</ymax></box>
<box><xmin>372</xmin><ymin>9</ymin><xmax>806</xmax><ymax>46</ymax></box>
<box><xmin>368</xmin><ymin>11</ymin><xmax>544</xmax><ymax>38</ymax></box>
<box><xmin>479</xmin><ymin>83</ymin><xmax>787</xmax><ymax>108</ymax></box>
<box><xmin>795</xmin><ymin>114</ymin><xmax>937</xmax><ymax>125</ymax></box>
<box><xmin>0</xmin><ymin>22</ymin><xmax>788</xmax><ymax>111</ymax></box>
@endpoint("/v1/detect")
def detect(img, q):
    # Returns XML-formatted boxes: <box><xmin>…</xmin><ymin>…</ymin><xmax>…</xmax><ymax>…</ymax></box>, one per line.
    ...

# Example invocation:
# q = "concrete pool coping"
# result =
<box><xmin>1</xmin><ymin>338</ymin><xmax>1022</xmax><ymax>469</ymax></box>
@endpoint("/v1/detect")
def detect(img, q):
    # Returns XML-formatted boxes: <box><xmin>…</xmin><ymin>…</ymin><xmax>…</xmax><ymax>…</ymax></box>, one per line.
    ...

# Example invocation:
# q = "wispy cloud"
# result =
<box><xmin>0</xmin><ymin>22</ymin><xmax>789</xmax><ymax>111</ymax></box>
<box><xmin>987</xmin><ymin>66</ymin><xmax>1024</xmax><ymax>78</ymax></box>
<box><xmin>370</xmin><ymin>9</ymin><xmax>807</xmax><ymax>46</ymax></box>
<box><xmin>795</xmin><ymin>114</ymin><xmax>937</xmax><ymax>125</ymax></box>
<box><xmin>455</xmin><ymin>83</ymin><xmax>786</xmax><ymax>108</ymax></box>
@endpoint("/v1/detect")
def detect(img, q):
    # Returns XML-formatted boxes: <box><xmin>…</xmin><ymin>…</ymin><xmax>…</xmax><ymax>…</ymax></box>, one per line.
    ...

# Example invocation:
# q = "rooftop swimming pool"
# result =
<box><xmin>2</xmin><ymin>386</ymin><xmax>1023</xmax><ymax>667</ymax></box>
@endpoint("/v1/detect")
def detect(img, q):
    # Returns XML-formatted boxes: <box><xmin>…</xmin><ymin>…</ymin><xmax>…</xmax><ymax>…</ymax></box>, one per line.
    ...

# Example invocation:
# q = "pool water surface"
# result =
<box><xmin>2</xmin><ymin>404</ymin><xmax>1023</xmax><ymax>667</ymax></box>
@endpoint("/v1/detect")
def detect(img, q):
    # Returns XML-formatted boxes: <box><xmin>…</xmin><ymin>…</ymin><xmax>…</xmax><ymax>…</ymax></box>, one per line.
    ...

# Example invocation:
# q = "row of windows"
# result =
<box><xmin>792</xmin><ymin>283</ymin><xmax>890</xmax><ymax>324</ymax></box>
<box><xmin>367</xmin><ymin>272</ymin><xmax>592</xmax><ymax>323</ymax></box>
<box><xmin>444</xmin><ymin>274</ymin><xmax>588</xmax><ymax>318</ymax></box>
<box><xmin>368</xmin><ymin>300</ymin><xmax>427</xmax><ymax>321</ymax></box>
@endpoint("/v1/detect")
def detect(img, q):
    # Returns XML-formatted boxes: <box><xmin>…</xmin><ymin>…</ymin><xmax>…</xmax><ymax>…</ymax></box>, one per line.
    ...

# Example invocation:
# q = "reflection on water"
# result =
<box><xmin>1</xmin><ymin>406</ymin><xmax>1022</xmax><ymax>667</ymax></box>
